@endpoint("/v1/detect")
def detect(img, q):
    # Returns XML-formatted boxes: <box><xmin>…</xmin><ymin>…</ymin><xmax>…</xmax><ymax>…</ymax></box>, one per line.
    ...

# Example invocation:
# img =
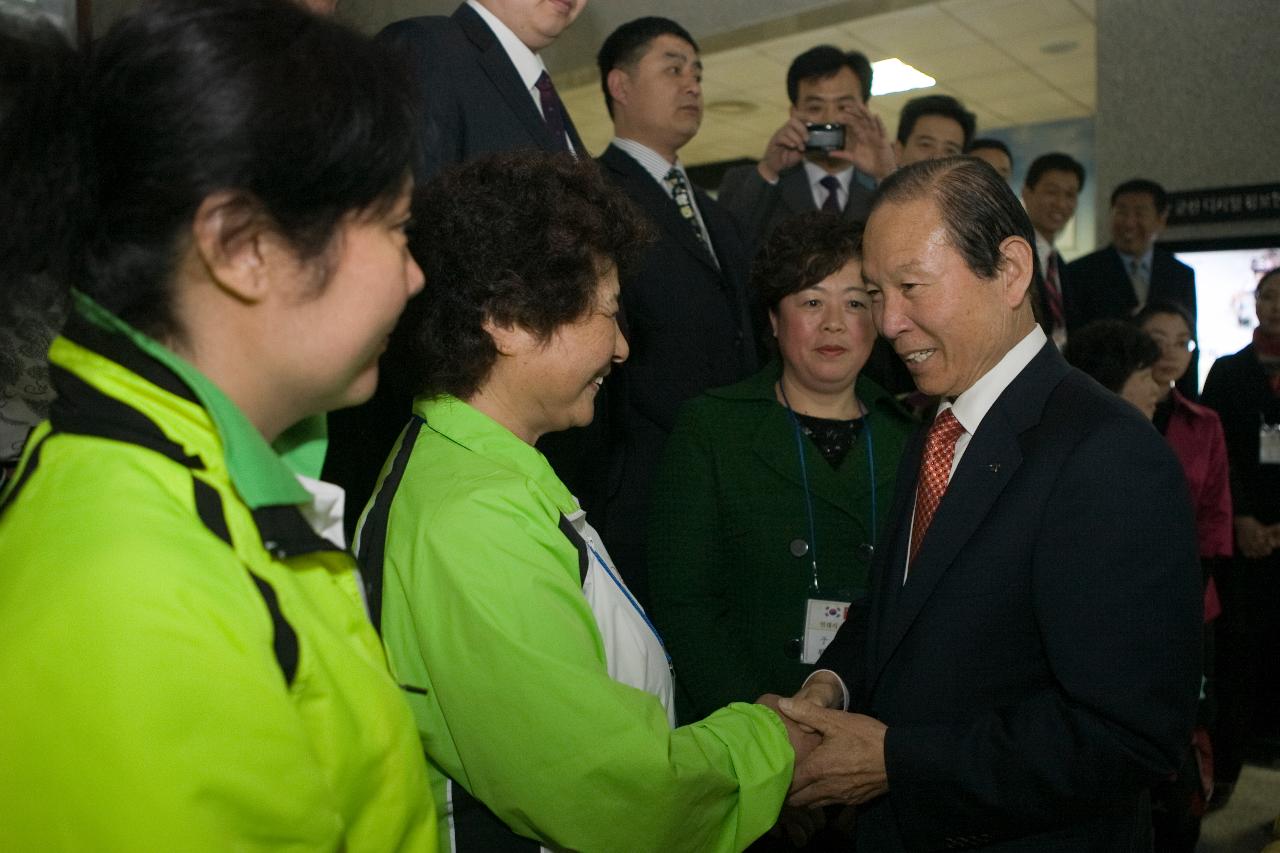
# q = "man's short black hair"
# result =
<box><xmin>1110</xmin><ymin>178</ymin><xmax>1169</xmax><ymax>215</ymax></box>
<box><xmin>1025</xmin><ymin>152</ymin><xmax>1085</xmax><ymax>190</ymax></box>
<box><xmin>597</xmin><ymin>16</ymin><xmax>698</xmax><ymax>118</ymax></box>
<box><xmin>968</xmin><ymin>138</ymin><xmax>1011</xmax><ymax>161</ymax></box>
<box><xmin>896</xmin><ymin>94</ymin><xmax>976</xmax><ymax>149</ymax></box>
<box><xmin>785</xmin><ymin>45</ymin><xmax>872</xmax><ymax>104</ymax></box>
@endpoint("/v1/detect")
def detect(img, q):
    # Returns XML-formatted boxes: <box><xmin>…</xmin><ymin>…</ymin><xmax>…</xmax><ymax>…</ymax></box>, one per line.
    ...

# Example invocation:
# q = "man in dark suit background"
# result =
<box><xmin>717</xmin><ymin>45</ymin><xmax>894</xmax><ymax>256</ymax></box>
<box><xmin>325</xmin><ymin>0</ymin><xmax>587</xmax><ymax>532</ymax></box>
<box><xmin>1021</xmin><ymin>151</ymin><xmax>1085</xmax><ymax>347</ymax></box>
<box><xmin>593</xmin><ymin>17</ymin><xmax>757</xmax><ymax>606</ymax></box>
<box><xmin>1064</xmin><ymin>178</ymin><xmax>1198</xmax><ymax>395</ymax></box>
<box><xmin>378</xmin><ymin>0</ymin><xmax>586</xmax><ymax>175</ymax></box>
<box><xmin>775</xmin><ymin>157</ymin><xmax>1202</xmax><ymax>851</ymax></box>
<box><xmin>1064</xmin><ymin>179</ymin><xmax>1196</xmax><ymax>328</ymax></box>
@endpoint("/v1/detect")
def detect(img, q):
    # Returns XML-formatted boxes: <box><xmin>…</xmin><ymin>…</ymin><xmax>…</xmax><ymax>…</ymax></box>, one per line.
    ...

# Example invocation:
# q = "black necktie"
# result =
<box><xmin>534</xmin><ymin>71</ymin><xmax>570</xmax><ymax>154</ymax></box>
<box><xmin>819</xmin><ymin>175</ymin><xmax>842</xmax><ymax>213</ymax></box>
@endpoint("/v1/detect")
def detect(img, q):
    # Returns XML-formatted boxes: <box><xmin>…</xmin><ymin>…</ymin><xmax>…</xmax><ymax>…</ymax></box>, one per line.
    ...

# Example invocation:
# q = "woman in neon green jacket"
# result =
<box><xmin>0</xmin><ymin>2</ymin><xmax>436</xmax><ymax>848</ymax></box>
<box><xmin>356</xmin><ymin>152</ymin><xmax>807</xmax><ymax>853</ymax></box>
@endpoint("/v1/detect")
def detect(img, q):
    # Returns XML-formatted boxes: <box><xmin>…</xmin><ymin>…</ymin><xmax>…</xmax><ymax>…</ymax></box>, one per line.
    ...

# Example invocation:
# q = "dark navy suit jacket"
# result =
<box><xmin>819</xmin><ymin>342</ymin><xmax>1202</xmax><ymax>851</ymax></box>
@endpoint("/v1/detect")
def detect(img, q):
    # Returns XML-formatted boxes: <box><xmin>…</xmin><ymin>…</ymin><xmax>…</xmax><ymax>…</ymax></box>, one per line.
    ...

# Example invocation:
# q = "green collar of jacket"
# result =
<box><xmin>71</xmin><ymin>291</ymin><xmax>318</xmax><ymax>508</ymax></box>
<box><xmin>705</xmin><ymin>358</ymin><xmax>908</xmax><ymax>420</ymax></box>
<box><xmin>412</xmin><ymin>394</ymin><xmax>578</xmax><ymax>515</ymax></box>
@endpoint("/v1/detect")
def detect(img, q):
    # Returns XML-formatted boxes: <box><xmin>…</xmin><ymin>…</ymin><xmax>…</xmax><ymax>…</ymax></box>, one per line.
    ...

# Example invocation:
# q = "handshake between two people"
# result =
<box><xmin>757</xmin><ymin>671</ymin><xmax>889</xmax><ymax>846</ymax></box>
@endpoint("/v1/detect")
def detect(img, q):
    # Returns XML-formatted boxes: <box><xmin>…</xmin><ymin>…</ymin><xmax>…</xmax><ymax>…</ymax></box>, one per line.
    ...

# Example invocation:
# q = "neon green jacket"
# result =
<box><xmin>360</xmin><ymin>395</ymin><xmax>793</xmax><ymax>853</ymax></box>
<box><xmin>0</xmin><ymin>298</ymin><xmax>436</xmax><ymax>851</ymax></box>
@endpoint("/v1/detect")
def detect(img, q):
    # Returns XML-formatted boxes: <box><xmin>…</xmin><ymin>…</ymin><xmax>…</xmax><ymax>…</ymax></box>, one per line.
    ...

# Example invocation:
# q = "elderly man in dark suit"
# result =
<box><xmin>325</xmin><ymin>0</ymin><xmax>587</xmax><ymax>530</ymax></box>
<box><xmin>775</xmin><ymin>157</ymin><xmax>1202</xmax><ymax>851</ymax></box>
<box><xmin>718</xmin><ymin>45</ymin><xmax>894</xmax><ymax>256</ymax></box>
<box><xmin>592</xmin><ymin>17</ymin><xmax>757</xmax><ymax>607</ymax></box>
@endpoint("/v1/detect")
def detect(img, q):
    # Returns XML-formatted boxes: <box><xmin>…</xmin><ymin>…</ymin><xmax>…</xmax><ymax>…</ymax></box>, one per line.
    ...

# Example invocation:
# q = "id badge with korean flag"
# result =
<box><xmin>802</xmin><ymin>598</ymin><xmax>851</xmax><ymax>664</ymax></box>
<box><xmin>1260</xmin><ymin>423</ymin><xmax>1280</xmax><ymax>465</ymax></box>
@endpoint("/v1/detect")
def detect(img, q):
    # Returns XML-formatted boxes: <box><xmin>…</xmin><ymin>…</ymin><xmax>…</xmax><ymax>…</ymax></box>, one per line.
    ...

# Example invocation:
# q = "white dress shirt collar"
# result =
<box><xmin>611</xmin><ymin>137</ymin><xmax>680</xmax><ymax>186</ymax></box>
<box><xmin>466</xmin><ymin>0</ymin><xmax>548</xmax><ymax>96</ymax></box>
<box><xmin>943</xmin><ymin>325</ymin><xmax>1048</xmax><ymax>445</ymax></box>
<box><xmin>803</xmin><ymin>160</ymin><xmax>853</xmax><ymax>209</ymax></box>
<box><xmin>1115</xmin><ymin>245</ymin><xmax>1154</xmax><ymax>279</ymax></box>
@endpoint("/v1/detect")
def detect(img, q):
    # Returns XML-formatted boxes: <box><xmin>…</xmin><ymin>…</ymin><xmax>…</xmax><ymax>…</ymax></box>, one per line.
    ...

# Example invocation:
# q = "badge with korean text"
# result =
<box><xmin>802</xmin><ymin>598</ymin><xmax>851</xmax><ymax>664</ymax></box>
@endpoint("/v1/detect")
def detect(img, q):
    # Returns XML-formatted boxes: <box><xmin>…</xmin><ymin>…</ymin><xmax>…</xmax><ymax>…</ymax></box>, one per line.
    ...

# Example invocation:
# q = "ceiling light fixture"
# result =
<box><xmin>870</xmin><ymin>58</ymin><xmax>936</xmax><ymax>97</ymax></box>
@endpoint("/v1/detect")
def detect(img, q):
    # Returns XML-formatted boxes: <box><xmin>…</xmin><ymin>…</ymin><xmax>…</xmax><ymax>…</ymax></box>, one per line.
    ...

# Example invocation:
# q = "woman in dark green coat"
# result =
<box><xmin>648</xmin><ymin>212</ymin><xmax>915</xmax><ymax>724</ymax></box>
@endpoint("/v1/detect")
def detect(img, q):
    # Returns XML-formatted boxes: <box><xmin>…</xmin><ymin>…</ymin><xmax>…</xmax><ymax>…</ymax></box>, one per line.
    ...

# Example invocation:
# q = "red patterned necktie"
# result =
<box><xmin>1043</xmin><ymin>251</ymin><xmax>1065</xmax><ymax>329</ymax></box>
<box><xmin>908</xmin><ymin>409</ymin><xmax>966</xmax><ymax>568</ymax></box>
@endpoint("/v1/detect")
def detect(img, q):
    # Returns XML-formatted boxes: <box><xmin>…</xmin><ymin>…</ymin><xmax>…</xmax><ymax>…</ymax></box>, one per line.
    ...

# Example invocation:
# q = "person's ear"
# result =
<box><xmin>606</xmin><ymin>68</ymin><xmax>631</xmax><ymax>110</ymax></box>
<box><xmin>482</xmin><ymin>317</ymin><xmax>537</xmax><ymax>358</ymax></box>
<box><xmin>768</xmin><ymin>308</ymin><xmax>780</xmax><ymax>338</ymax></box>
<box><xmin>190</xmin><ymin>191</ymin><xmax>274</xmax><ymax>304</ymax></box>
<box><xmin>997</xmin><ymin>235</ymin><xmax>1035</xmax><ymax>308</ymax></box>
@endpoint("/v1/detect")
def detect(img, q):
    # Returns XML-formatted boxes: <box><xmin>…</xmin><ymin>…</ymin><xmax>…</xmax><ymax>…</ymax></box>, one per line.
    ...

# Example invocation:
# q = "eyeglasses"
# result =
<box><xmin>1149</xmin><ymin>336</ymin><xmax>1196</xmax><ymax>353</ymax></box>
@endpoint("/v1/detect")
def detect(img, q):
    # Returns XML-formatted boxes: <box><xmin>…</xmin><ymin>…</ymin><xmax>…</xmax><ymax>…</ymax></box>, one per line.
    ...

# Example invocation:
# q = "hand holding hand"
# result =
<box><xmin>779</xmin><ymin>697</ymin><xmax>888</xmax><ymax>808</ymax></box>
<box><xmin>758</xmin><ymin>117</ymin><xmax>809</xmax><ymax>182</ymax></box>
<box><xmin>757</xmin><ymin>693</ymin><xmax>821</xmax><ymax>764</ymax></box>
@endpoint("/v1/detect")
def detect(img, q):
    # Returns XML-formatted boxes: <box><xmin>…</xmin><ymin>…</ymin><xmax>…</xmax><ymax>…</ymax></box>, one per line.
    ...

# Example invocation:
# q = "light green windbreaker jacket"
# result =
<box><xmin>0</xmin><ymin>296</ymin><xmax>437</xmax><ymax>851</ymax></box>
<box><xmin>359</xmin><ymin>394</ymin><xmax>794</xmax><ymax>853</ymax></box>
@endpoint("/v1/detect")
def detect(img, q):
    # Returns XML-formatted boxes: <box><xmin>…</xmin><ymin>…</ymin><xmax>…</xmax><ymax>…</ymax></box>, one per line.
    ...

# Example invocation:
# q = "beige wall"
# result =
<box><xmin>1094</xmin><ymin>0</ymin><xmax>1280</xmax><ymax>244</ymax></box>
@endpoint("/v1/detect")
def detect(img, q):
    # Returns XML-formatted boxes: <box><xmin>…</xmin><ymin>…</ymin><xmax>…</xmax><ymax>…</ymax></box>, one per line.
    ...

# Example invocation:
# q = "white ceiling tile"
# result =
<box><xmin>939</xmin><ymin>0</ymin><xmax>1087</xmax><ymax>40</ymax></box>
<box><xmin>982</xmin><ymin>89</ymin><xmax>1088</xmax><ymax>124</ymax></box>
<box><xmin>851</xmin><ymin>4</ymin><xmax>983</xmax><ymax>56</ymax></box>
<box><xmin>1001</xmin><ymin>22</ymin><xmax>1096</xmax><ymax>67</ymax></box>
<box><xmin>1059</xmin><ymin>84</ymin><xmax>1096</xmax><ymax>110</ymax></box>
<box><xmin>1070</xmin><ymin>0</ymin><xmax>1097</xmax><ymax>21</ymax></box>
<box><xmin>900</xmin><ymin>41</ymin><xmax>1022</xmax><ymax>82</ymax></box>
<box><xmin>948</xmin><ymin>68</ymin><xmax>1046</xmax><ymax>102</ymax></box>
<box><xmin>1031</xmin><ymin>52</ymin><xmax>1096</xmax><ymax>88</ymax></box>
<box><xmin>752</xmin><ymin>26</ymin><xmax>858</xmax><ymax>65</ymax></box>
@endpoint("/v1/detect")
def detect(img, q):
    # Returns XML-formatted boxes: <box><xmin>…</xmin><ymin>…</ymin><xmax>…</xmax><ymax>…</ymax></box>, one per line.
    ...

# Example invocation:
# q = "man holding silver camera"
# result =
<box><xmin>718</xmin><ymin>45</ymin><xmax>895</xmax><ymax>256</ymax></box>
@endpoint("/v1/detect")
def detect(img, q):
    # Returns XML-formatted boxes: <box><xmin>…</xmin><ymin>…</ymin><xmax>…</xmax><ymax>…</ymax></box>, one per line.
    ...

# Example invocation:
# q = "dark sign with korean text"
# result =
<box><xmin>1167</xmin><ymin>184</ymin><xmax>1280</xmax><ymax>226</ymax></box>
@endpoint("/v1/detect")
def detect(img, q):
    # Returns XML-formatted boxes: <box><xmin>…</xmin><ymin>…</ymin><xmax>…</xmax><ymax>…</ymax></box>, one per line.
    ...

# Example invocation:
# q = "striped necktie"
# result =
<box><xmin>664</xmin><ymin>167</ymin><xmax>715</xmax><ymax>262</ymax></box>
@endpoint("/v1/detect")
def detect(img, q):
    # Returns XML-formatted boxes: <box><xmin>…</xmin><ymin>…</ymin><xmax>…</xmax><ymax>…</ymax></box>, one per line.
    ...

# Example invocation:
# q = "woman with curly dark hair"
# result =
<box><xmin>355</xmin><ymin>150</ymin><xmax>806</xmax><ymax>853</ymax></box>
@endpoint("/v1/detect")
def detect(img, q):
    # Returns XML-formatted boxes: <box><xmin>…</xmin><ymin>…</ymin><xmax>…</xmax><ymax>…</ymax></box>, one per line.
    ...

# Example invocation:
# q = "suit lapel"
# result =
<box><xmin>868</xmin><ymin>342</ymin><xmax>1068</xmax><ymax>683</ymax></box>
<box><xmin>455</xmin><ymin>4</ymin><xmax>558</xmax><ymax>152</ymax></box>
<box><xmin>864</xmin><ymin>425</ymin><xmax>925</xmax><ymax>675</ymax></box>
<box><xmin>780</xmin><ymin>166</ymin><xmax>818</xmax><ymax>215</ymax></box>
<box><xmin>602</xmin><ymin>145</ymin><xmax>721</xmax><ymax>273</ymax></box>
<box><xmin>750</xmin><ymin>405</ymin><xmax>866</xmax><ymax>519</ymax></box>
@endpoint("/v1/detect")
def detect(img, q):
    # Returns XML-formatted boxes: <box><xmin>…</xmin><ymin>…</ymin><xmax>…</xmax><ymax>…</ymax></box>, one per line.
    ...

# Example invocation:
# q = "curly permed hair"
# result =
<box><xmin>391</xmin><ymin>150</ymin><xmax>653</xmax><ymax>400</ymax></box>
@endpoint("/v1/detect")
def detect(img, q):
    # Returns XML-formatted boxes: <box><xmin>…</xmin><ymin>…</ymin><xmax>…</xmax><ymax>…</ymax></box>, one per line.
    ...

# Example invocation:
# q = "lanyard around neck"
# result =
<box><xmin>778</xmin><ymin>378</ymin><xmax>877</xmax><ymax>593</ymax></box>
